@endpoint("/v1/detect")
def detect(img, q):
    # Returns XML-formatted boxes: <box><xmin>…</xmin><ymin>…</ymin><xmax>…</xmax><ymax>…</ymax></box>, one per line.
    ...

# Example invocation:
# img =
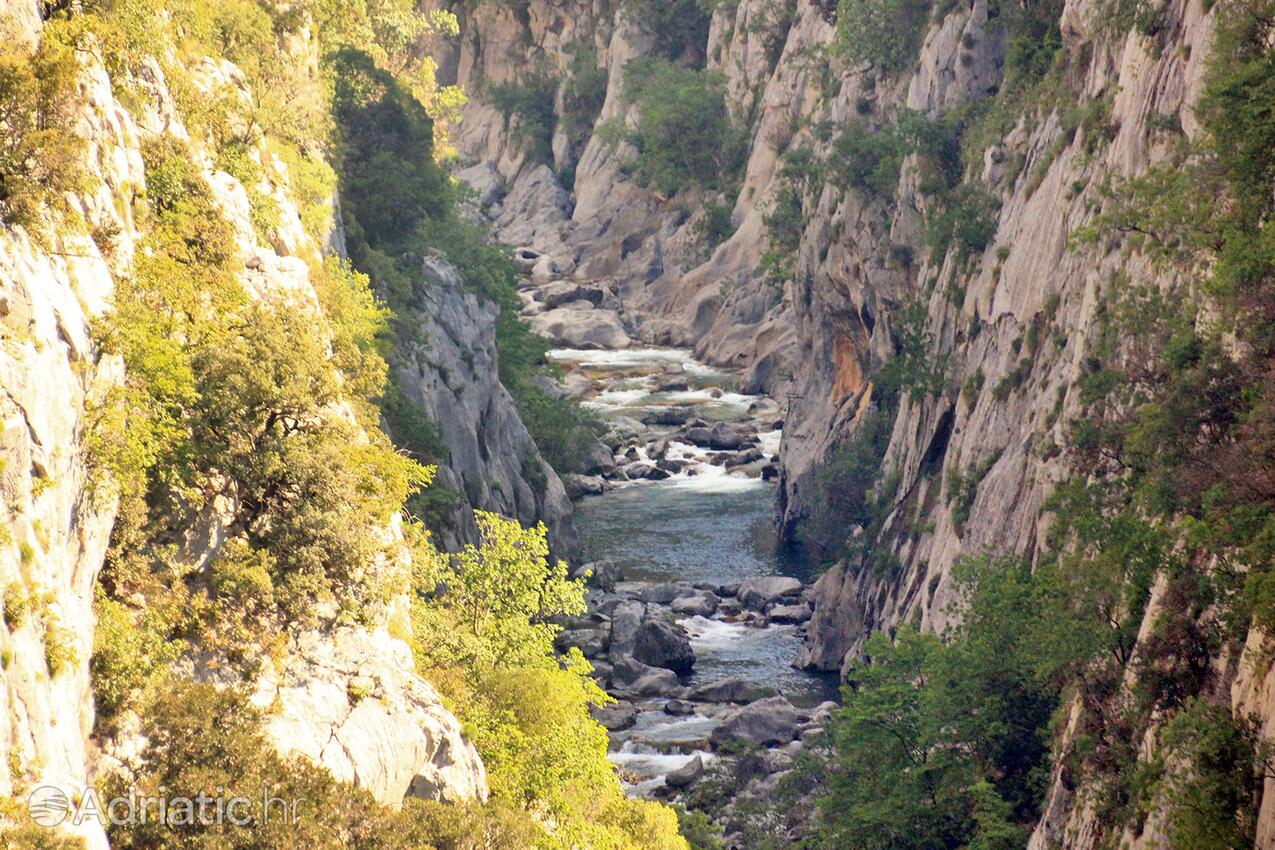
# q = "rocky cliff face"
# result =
<box><xmin>392</xmin><ymin>256</ymin><xmax>577</xmax><ymax>555</ymax></box>
<box><xmin>440</xmin><ymin>0</ymin><xmax>1272</xmax><ymax>845</ymax></box>
<box><xmin>0</xmin><ymin>4</ymin><xmax>488</xmax><ymax>843</ymax></box>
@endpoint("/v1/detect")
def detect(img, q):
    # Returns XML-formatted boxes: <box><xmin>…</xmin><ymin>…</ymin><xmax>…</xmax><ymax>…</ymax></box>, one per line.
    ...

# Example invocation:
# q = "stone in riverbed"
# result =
<box><xmin>665</xmin><ymin>754</ymin><xmax>705</xmax><ymax>789</ymax></box>
<box><xmin>664</xmin><ymin>699</ymin><xmax>698</xmax><ymax>716</ymax></box>
<box><xmin>634</xmin><ymin>618</ymin><xmax>695</xmax><ymax>675</ymax></box>
<box><xmin>671</xmin><ymin>591</ymin><xmax>719</xmax><ymax>617</ymax></box>
<box><xmin>554</xmin><ymin>629</ymin><xmax>608</xmax><ymax>658</ymax></box>
<box><xmin>625</xmin><ymin>462</ymin><xmax>670</xmax><ymax>480</ymax></box>
<box><xmin>710</xmin><ymin>696</ymin><xmax>800</xmax><ymax>747</ymax></box>
<box><xmin>690</xmin><ymin>677</ymin><xmax>778</xmax><ymax>704</ymax></box>
<box><xmin>529</xmin><ymin>303</ymin><xmax>631</xmax><ymax>349</ymax></box>
<box><xmin>610</xmin><ymin>658</ymin><xmax>682</xmax><ymax>697</ymax></box>
<box><xmin>724</xmin><ymin>448</ymin><xmax>764</xmax><ymax>469</ymax></box>
<box><xmin>608</xmin><ymin>601</ymin><xmax>645</xmax><ymax>661</ymax></box>
<box><xmin>737</xmin><ymin>576</ymin><xmax>803</xmax><ymax>611</ymax></box>
<box><xmin>708</xmin><ymin>422</ymin><xmax>744</xmax><ymax>450</ymax></box>
<box><xmin>563</xmin><ymin>474</ymin><xmax>605</xmax><ymax>498</ymax></box>
<box><xmin>767</xmin><ymin>603</ymin><xmax>812</xmax><ymax>624</ymax></box>
<box><xmin>683</xmin><ymin>426</ymin><xmax>714</xmax><ymax>446</ymax></box>
<box><xmin>591</xmin><ymin>701</ymin><xmax>639</xmax><ymax>731</ymax></box>
<box><xmin>643</xmin><ymin>407</ymin><xmax>694</xmax><ymax>426</ymax></box>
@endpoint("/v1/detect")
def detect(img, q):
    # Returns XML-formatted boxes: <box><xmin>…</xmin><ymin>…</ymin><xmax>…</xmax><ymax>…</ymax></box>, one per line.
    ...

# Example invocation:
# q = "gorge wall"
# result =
<box><xmin>441</xmin><ymin>0</ymin><xmax>1275</xmax><ymax>846</ymax></box>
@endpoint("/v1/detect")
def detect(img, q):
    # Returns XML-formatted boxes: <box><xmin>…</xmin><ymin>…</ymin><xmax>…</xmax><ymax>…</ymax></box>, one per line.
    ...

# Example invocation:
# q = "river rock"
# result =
<box><xmin>608</xmin><ymin>601</ymin><xmax>646</xmax><ymax>661</ymax></box>
<box><xmin>665</xmin><ymin>754</ymin><xmax>705</xmax><ymax>789</ymax></box>
<box><xmin>555</xmin><ymin>628</ymin><xmax>608</xmax><ymax>658</ymax></box>
<box><xmin>626</xmin><ymin>462</ymin><xmax>670</xmax><ymax>480</ymax></box>
<box><xmin>724</xmin><ymin>448</ymin><xmax>764</xmax><ymax>469</ymax></box>
<box><xmin>609</xmin><ymin>415</ymin><xmax>646</xmax><ymax>437</ymax></box>
<box><xmin>610</xmin><ymin>658</ymin><xmax>682</xmax><ymax>697</ymax></box>
<box><xmin>640</xmin><ymin>582</ymin><xmax>697</xmax><ymax>604</ymax></box>
<box><xmin>684</xmin><ymin>426</ymin><xmax>714</xmax><ymax>446</ymax></box>
<box><xmin>664</xmin><ymin>699</ymin><xmax>698</xmax><ymax>716</ymax></box>
<box><xmin>643</xmin><ymin>406</ymin><xmax>694</xmax><ymax>426</ymax></box>
<box><xmin>767</xmin><ymin>603</ymin><xmax>812</xmax><ymax>624</ymax></box>
<box><xmin>710</xmin><ymin>696</ymin><xmax>800</xmax><ymax>747</ymax></box>
<box><xmin>708</xmin><ymin>422</ymin><xmax>744</xmax><ymax>450</ymax></box>
<box><xmin>530</xmin><ymin>303</ymin><xmax>631</xmax><ymax>349</ymax></box>
<box><xmin>737</xmin><ymin>576</ymin><xmax>803</xmax><ymax>611</ymax></box>
<box><xmin>690</xmin><ymin>677</ymin><xmax>778</xmax><ymax>704</ymax></box>
<box><xmin>581</xmin><ymin>561</ymin><xmax>622</xmax><ymax>592</ymax></box>
<box><xmin>579</xmin><ymin>441</ymin><xmax>617</xmax><ymax>476</ymax></box>
<box><xmin>634</xmin><ymin>618</ymin><xmax>695</xmax><ymax>675</ymax></box>
<box><xmin>563</xmin><ymin>474</ymin><xmax>606</xmax><ymax>498</ymax></box>
<box><xmin>591</xmin><ymin>701</ymin><xmax>639</xmax><ymax>731</ymax></box>
<box><xmin>671</xmin><ymin>591</ymin><xmax>719</xmax><ymax>616</ymax></box>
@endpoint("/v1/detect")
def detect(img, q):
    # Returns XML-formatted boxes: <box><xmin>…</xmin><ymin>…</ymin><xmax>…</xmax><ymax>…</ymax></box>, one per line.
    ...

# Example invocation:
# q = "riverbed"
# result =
<box><xmin>550</xmin><ymin>347</ymin><xmax>836</xmax><ymax>796</ymax></box>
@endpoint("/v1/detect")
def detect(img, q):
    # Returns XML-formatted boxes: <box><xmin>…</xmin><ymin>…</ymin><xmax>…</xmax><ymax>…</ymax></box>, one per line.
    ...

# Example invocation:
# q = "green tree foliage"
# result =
<box><xmin>0</xmin><ymin>29</ymin><xmax>85</xmax><ymax>229</ymax></box>
<box><xmin>410</xmin><ymin>514</ymin><xmax>689</xmax><ymax>850</ymax></box>
<box><xmin>608</xmin><ymin>57</ymin><xmax>745</xmax><ymax>196</ymax></box>
<box><xmin>818</xmin><ymin>558</ymin><xmax>1060</xmax><ymax>850</ymax></box>
<box><xmin>488</xmin><ymin>71</ymin><xmax>558</xmax><ymax>162</ymax></box>
<box><xmin>835</xmin><ymin>0</ymin><xmax>933</xmax><ymax>73</ymax></box>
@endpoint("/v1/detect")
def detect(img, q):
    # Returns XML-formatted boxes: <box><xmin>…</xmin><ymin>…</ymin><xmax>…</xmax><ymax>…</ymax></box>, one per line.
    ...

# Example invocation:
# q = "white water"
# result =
<box><xmin>566</xmin><ymin>347</ymin><xmax>834</xmax><ymax>796</ymax></box>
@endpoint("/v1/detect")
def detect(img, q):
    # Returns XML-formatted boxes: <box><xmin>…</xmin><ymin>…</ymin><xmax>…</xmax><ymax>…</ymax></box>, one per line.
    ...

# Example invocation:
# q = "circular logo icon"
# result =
<box><xmin>26</xmin><ymin>784</ymin><xmax>71</xmax><ymax>827</ymax></box>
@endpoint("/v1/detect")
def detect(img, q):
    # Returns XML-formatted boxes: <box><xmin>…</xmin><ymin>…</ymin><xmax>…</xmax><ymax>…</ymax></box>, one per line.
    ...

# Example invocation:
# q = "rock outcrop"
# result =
<box><xmin>248</xmin><ymin>626</ymin><xmax>487</xmax><ymax>806</ymax></box>
<box><xmin>0</xmin><ymin>10</ymin><xmax>489</xmax><ymax>841</ymax></box>
<box><xmin>392</xmin><ymin>256</ymin><xmax>578</xmax><ymax>555</ymax></box>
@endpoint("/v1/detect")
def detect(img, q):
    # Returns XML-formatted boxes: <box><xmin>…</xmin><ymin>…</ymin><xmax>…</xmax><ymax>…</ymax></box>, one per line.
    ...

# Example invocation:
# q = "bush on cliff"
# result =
<box><xmin>606</xmin><ymin>57</ymin><xmax>745</xmax><ymax>197</ymax></box>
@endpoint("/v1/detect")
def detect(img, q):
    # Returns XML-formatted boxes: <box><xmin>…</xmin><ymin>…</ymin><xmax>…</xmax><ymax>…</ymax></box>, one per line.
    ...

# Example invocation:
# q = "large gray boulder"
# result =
<box><xmin>634</xmin><ymin>618</ymin><xmax>695</xmax><ymax>675</ymax></box>
<box><xmin>608</xmin><ymin>601</ymin><xmax>646</xmax><ymax>661</ymax></box>
<box><xmin>530</xmin><ymin>303</ymin><xmax>631</xmax><ymax>349</ymax></box>
<box><xmin>591</xmin><ymin>701</ymin><xmax>639</xmax><ymax>731</ymax></box>
<box><xmin>671</xmin><ymin>590</ymin><xmax>719</xmax><ymax>617</ymax></box>
<box><xmin>710</xmin><ymin>696</ymin><xmax>800</xmax><ymax>747</ymax></box>
<box><xmin>737</xmin><ymin>576</ymin><xmax>803</xmax><ymax>612</ymax></box>
<box><xmin>690</xmin><ymin>677</ymin><xmax>778</xmax><ymax>704</ymax></box>
<box><xmin>610</xmin><ymin>658</ymin><xmax>682</xmax><ymax>697</ymax></box>
<box><xmin>665</xmin><ymin>754</ymin><xmax>706</xmax><ymax>789</ymax></box>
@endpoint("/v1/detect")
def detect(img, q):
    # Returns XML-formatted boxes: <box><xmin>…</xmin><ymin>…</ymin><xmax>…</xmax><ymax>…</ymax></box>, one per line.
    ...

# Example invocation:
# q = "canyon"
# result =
<box><xmin>0</xmin><ymin>0</ymin><xmax>1273</xmax><ymax>848</ymax></box>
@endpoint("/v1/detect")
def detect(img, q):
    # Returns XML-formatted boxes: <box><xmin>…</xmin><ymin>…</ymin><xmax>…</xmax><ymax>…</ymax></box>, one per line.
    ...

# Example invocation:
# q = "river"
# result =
<box><xmin>549</xmin><ymin>347</ymin><xmax>836</xmax><ymax>797</ymax></box>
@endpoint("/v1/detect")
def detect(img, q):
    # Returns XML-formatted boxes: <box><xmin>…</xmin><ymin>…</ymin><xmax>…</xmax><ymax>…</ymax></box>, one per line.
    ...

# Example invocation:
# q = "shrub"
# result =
<box><xmin>835</xmin><ymin>0</ymin><xmax>933</xmax><ymax>73</ymax></box>
<box><xmin>0</xmin><ymin>35</ymin><xmax>85</xmax><ymax>228</ymax></box>
<box><xmin>487</xmin><ymin>71</ymin><xmax>558</xmax><ymax>162</ymax></box>
<box><xmin>926</xmin><ymin>183</ymin><xmax>1000</xmax><ymax>260</ymax></box>
<box><xmin>612</xmin><ymin>57</ymin><xmax>745</xmax><ymax>196</ymax></box>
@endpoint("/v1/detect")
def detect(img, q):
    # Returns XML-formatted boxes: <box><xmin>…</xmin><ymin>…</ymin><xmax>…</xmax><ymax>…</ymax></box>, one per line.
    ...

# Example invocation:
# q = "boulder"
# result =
<box><xmin>626</xmin><ymin>462</ymin><xmax>670</xmax><ymax>480</ymax></box>
<box><xmin>671</xmin><ymin>591</ymin><xmax>719</xmax><ymax>617</ymax></box>
<box><xmin>724</xmin><ymin>448</ymin><xmax>764</xmax><ymax>469</ymax></box>
<box><xmin>663</xmin><ymin>699</ymin><xmax>698</xmax><ymax>716</ymax></box>
<box><xmin>640</xmin><ymin>582</ymin><xmax>697</xmax><ymax>604</ymax></box>
<box><xmin>643</xmin><ymin>407</ymin><xmax>694</xmax><ymax>426</ymax></box>
<box><xmin>767</xmin><ymin>603</ymin><xmax>812</xmax><ymax>624</ymax></box>
<box><xmin>608</xmin><ymin>601</ymin><xmax>646</xmax><ymax>661</ymax></box>
<box><xmin>710</xmin><ymin>696</ymin><xmax>800</xmax><ymax>747</ymax></box>
<box><xmin>690</xmin><ymin>677</ymin><xmax>778</xmax><ymax>704</ymax></box>
<box><xmin>708</xmin><ymin>422</ymin><xmax>744</xmax><ymax>450</ymax></box>
<box><xmin>591</xmin><ymin>701</ymin><xmax>639</xmax><ymax>731</ymax></box>
<box><xmin>563</xmin><ymin>474</ymin><xmax>605</xmax><ymax>498</ymax></box>
<box><xmin>737</xmin><ymin>576</ymin><xmax>804</xmax><ymax>611</ymax></box>
<box><xmin>554</xmin><ymin>628</ymin><xmax>608</xmax><ymax>658</ymax></box>
<box><xmin>684</xmin><ymin>426</ymin><xmax>714</xmax><ymax>446</ymax></box>
<box><xmin>634</xmin><ymin>618</ymin><xmax>695</xmax><ymax>675</ymax></box>
<box><xmin>610</xmin><ymin>658</ymin><xmax>682</xmax><ymax>697</ymax></box>
<box><xmin>665</xmin><ymin>754</ymin><xmax>705</xmax><ymax>789</ymax></box>
<box><xmin>579</xmin><ymin>561</ymin><xmax>622</xmax><ymax>592</ymax></box>
<box><xmin>530</xmin><ymin>304</ymin><xmax>631</xmax><ymax>349</ymax></box>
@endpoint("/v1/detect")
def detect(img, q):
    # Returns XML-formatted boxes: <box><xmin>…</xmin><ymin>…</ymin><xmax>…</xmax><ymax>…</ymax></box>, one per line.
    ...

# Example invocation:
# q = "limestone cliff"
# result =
<box><xmin>0</xmin><ymin>4</ymin><xmax>489</xmax><ymax>843</ymax></box>
<box><xmin>439</xmin><ymin>0</ymin><xmax>1274</xmax><ymax>845</ymax></box>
